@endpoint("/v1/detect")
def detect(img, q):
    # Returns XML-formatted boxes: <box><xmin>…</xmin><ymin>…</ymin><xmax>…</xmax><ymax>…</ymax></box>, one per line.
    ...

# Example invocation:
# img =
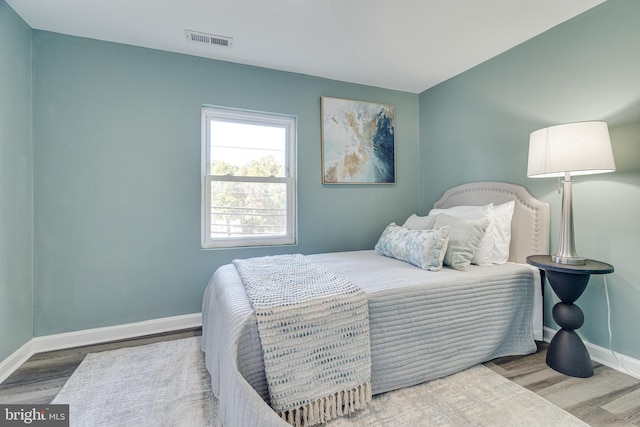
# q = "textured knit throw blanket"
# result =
<box><xmin>233</xmin><ymin>254</ymin><xmax>372</xmax><ymax>427</ymax></box>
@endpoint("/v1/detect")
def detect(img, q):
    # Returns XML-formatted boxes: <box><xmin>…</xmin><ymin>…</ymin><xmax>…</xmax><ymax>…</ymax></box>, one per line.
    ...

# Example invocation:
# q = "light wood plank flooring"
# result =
<box><xmin>487</xmin><ymin>342</ymin><xmax>640</xmax><ymax>426</ymax></box>
<box><xmin>1</xmin><ymin>331</ymin><xmax>639</xmax><ymax>426</ymax></box>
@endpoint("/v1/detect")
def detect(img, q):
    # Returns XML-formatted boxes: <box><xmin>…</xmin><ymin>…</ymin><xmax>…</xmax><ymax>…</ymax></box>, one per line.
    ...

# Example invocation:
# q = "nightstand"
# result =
<box><xmin>526</xmin><ymin>255</ymin><xmax>614</xmax><ymax>378</ymax></box>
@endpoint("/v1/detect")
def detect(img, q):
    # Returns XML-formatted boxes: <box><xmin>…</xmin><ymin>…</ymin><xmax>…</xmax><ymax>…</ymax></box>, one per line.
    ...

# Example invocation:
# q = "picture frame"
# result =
<box><xmin>321</xmin><ymin>96</ymin><xmax>395</xmax><ymax>184</ymax></box>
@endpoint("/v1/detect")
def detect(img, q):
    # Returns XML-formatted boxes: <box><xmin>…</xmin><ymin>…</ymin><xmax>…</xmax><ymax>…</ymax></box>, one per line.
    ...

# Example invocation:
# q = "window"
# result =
<box><xmin>201</xmin><ymin>106</ymin><xmax>296</xmax><ymax>248</ymax></box>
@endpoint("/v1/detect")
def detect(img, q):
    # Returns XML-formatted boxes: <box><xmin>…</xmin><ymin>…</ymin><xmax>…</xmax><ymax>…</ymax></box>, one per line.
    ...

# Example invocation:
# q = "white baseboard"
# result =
<box><xmin>0</xmin><ymin>340</ymin><xmax>36</xmax><ymax>385</ymax></box>
<box><xmin>30</xmin><ymin>313</ymin><xmax>202</xmax><ymax>353</ymax></box>
<box><xmin>0</xmin><ymin>313</ymin><xmax>202</xmax><ymax>384</ymax></box>
<box><xmin>543</xmin><ymin>327</ymin><xmax>640</xmax><ymax>379</ymax></box>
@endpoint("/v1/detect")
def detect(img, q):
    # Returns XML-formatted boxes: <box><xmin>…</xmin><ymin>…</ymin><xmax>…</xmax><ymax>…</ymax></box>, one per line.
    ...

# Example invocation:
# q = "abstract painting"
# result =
<box><xmin>321</xmin><ymin>97</ymin><xmax>395</xmax><ymax>184</ymax></box>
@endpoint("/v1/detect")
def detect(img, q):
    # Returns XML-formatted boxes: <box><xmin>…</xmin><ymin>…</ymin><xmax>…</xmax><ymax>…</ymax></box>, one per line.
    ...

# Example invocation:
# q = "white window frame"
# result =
<box><xmin>201</xmin><ymin>106</ymin><xmax>297</xmax><ymax>249</ymax></box>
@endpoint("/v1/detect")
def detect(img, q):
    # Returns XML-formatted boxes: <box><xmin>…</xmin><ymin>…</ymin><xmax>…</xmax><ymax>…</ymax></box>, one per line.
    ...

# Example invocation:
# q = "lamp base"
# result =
<box><xmin>552</xmin><ymin>254</ymin><xmax>586</xmax><ymax>266</ymax></box>
<box><xmin>553</xmin><ymin>173</ymin><xmax>586</xmax><ymax>266</ymax></box>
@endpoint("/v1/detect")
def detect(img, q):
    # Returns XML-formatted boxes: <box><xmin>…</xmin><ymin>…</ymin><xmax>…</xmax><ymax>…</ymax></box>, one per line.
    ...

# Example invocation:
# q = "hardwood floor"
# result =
<box><xmin>1</xmin><ymin>332</ymin><xmax>639</xmax><ymax>426</ymax></box>
<box><xmin>487</xmin><ymin>342</ymin><xmax>640</xmax><ymax>426</ymax></box>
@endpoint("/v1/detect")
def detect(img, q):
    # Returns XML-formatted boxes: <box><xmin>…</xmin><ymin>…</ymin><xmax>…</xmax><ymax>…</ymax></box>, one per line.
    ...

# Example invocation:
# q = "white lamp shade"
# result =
<box><xmin>527</xmin><ymin>121</ymin><xmax>616</xmax><ymax>178</ymax></box>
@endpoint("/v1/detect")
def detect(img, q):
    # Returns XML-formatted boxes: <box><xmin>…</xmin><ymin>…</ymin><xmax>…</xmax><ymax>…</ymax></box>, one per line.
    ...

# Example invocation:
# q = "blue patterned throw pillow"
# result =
<box><xmin>374</xmin><ymin>223</ymin><xmax>450</xmax><ymax>271</ymax></box>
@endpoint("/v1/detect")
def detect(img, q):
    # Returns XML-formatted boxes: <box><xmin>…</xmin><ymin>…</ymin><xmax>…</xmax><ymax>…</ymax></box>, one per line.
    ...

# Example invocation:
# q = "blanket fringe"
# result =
<box><xmin>279</xmin><ymin>381</ymin><xmax>372</xmax><ymax>427</ymax></box>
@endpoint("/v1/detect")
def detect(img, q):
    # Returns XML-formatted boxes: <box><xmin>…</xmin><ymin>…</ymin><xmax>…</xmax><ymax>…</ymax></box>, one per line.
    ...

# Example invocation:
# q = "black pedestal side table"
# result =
<box><xmin>526</xmin><ymin>255</ymin><xmax>614</xmax><ymax>378</ymax></box>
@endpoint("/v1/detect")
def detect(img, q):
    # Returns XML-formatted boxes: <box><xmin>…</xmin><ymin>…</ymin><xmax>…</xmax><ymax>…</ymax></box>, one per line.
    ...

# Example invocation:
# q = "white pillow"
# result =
<box><xmin>427</xmin><ymin>201</ymin><xmax>515</xmax><ymax>265</ymax></box>
<box><xmin>428</xmin><ymin>204</ymin><xmax>495</xmax><ymax>266</ymax></box>
<box><xmin>428</xmin><ymin>204</ymin><xmax>494</xmax><ymax>220</ymax></box>
<box><xmin>490</xmin><ymin>201</ymin><xmax>515</xmax><ymax>264</ymax></box>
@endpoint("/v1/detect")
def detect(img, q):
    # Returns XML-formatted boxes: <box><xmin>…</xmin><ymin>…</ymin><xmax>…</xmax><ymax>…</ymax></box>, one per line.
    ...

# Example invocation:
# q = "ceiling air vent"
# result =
<box><xmin>185</xmin><ymin>30</ymin><xmax>233</xmax><ymax>48</ymax></box>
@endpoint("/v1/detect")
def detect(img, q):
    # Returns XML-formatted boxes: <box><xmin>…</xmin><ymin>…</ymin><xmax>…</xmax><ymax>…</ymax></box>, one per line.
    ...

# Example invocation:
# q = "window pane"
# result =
<box><xmin>210</xmin><ymin>121</ymin><xmax>286</xmax><ymax>177</ymax></box>
<box><xmin>210</xmin><ymin>180</ymin><xmax>287</xmax><ymax>238</ymax></box>
<box><xmin>202</xmin><ymin>106</ymin><xmax>296</xmax><ymax>248</ymax></box>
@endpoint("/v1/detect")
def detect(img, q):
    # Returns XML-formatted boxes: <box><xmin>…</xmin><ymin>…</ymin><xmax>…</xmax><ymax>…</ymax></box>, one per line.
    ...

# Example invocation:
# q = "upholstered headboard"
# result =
<box><xmin>432</xmin><ymin>181</ymin><xmax>550</xmax><ymax>264</ymax></box>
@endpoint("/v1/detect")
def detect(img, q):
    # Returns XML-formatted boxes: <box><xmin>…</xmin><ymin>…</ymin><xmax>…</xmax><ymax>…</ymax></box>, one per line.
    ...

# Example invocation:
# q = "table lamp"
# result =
<box><xmin>527</xmin><ymin>121</ymin><xmax>615</xmax><ymax>265</ymax></box>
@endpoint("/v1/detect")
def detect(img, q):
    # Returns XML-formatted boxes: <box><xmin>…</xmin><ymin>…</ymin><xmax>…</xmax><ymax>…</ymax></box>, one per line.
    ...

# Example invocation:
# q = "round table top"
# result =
<box><xmin>526</xmin><ymin>255</ymin><xmax>614</xmax><ymax>275</ymax></box>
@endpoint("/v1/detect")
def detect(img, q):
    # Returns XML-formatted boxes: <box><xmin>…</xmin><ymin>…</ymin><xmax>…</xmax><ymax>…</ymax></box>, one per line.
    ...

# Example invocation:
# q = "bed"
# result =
<box><xmin>202</xmin><ymin>181</ymin><xmax>550</xmax><ymax>427</ymax></box>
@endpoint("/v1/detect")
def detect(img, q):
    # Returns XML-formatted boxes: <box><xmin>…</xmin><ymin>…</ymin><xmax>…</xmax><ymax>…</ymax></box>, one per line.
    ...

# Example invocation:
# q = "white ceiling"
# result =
<box><xmin>7</xmin><ymin>0</ymin><xmax>607</xmax><ymax>93</ymax></box>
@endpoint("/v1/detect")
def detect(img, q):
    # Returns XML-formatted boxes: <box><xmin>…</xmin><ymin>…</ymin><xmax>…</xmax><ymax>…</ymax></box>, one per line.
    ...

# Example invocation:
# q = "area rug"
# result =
<box><xmin>52</xmin><ymin>337</ymin><xmax>218</xmax><ymax>426</ymax></box>
<box><xmin>53</xmin><ymin>337</ymin><xmax>587</xmax><ymax>426</ymax></box>
<box><xmin>331</xmin><ymin>364</ymin><xmax>588</xmax><ymax>427</ymax></box>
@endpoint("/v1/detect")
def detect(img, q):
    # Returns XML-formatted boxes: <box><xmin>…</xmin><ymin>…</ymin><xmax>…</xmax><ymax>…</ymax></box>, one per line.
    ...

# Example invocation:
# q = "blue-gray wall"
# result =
<box><xmin>2</xmin><ymin>0</ymin><xmax>639</xmax><ymax>366</ymax></box>
<box><xmin>0</xmin><ymin>1</ymin><xmax>33</xmax><ymax>362</ymax></box>
<box><xmin>419</xmin><ymin>0</ymin><xmax>640</xmax><ymax>360</ymax></box>
<box><xmin>32</xmin><ymin>32</ymin><xmax>420</xmax><ymax>335</ymax></box>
